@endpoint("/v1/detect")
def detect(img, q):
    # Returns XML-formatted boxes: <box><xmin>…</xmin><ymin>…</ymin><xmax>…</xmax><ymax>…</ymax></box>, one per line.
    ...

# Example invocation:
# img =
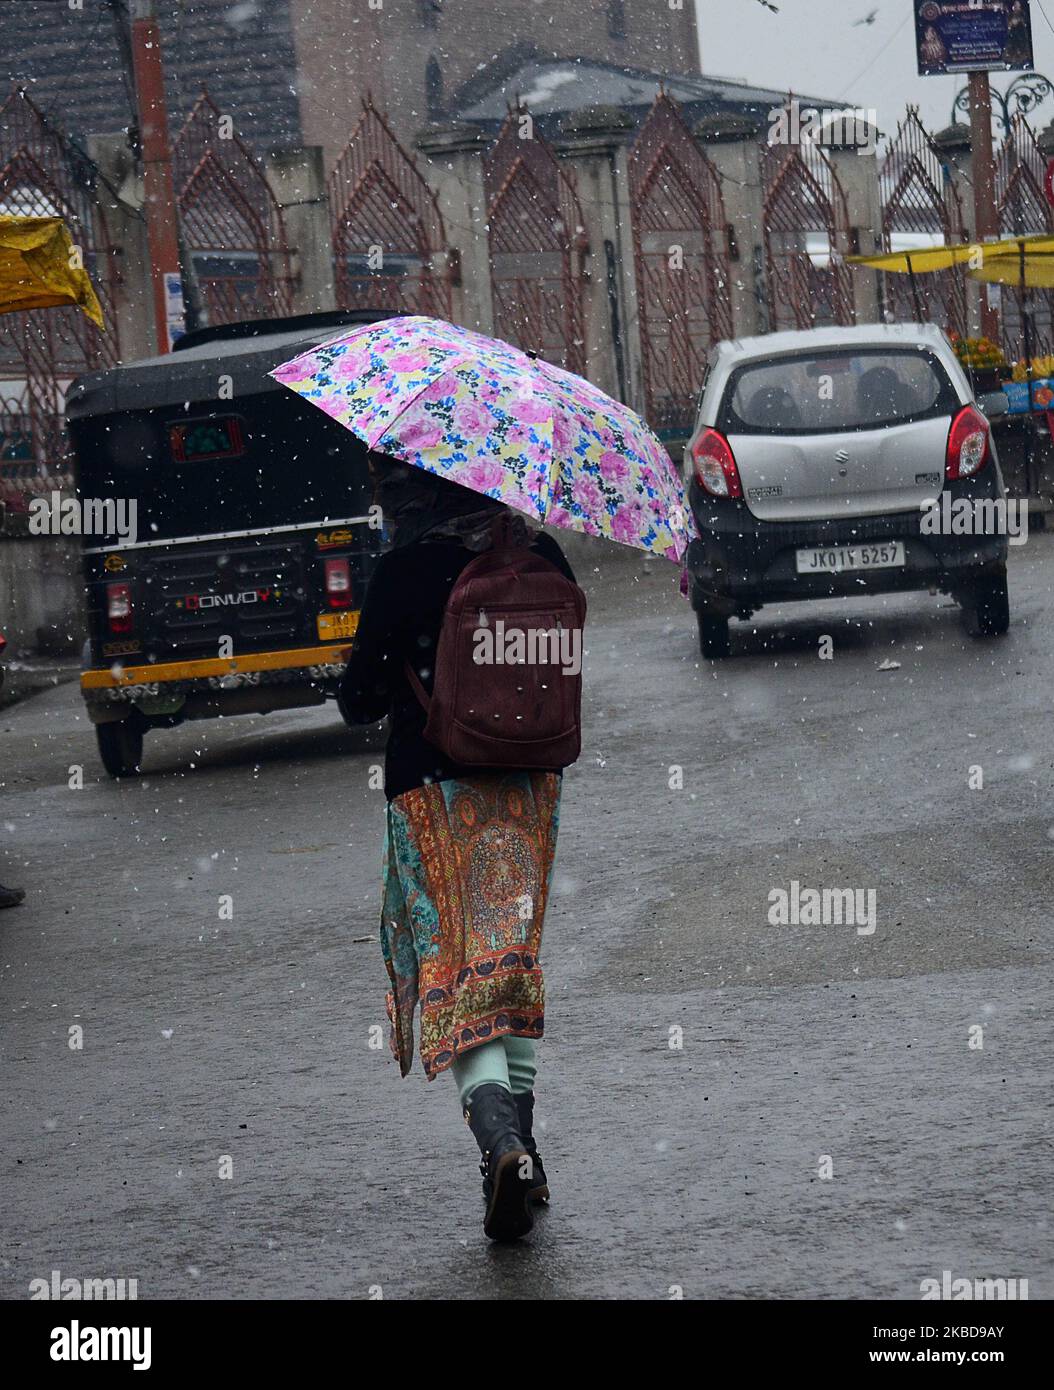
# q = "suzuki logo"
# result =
<box><xmin>834</xmin><ymin>448</ymin><xmax>850</xmax><ymax>465</ymax></box>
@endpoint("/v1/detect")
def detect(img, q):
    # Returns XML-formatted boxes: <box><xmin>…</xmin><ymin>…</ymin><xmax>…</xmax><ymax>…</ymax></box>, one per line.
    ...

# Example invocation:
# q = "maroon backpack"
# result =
<box><xmin>405</xmin><ymin>533</ymin><xmax>586</xmax><ymax>769</ymax></box>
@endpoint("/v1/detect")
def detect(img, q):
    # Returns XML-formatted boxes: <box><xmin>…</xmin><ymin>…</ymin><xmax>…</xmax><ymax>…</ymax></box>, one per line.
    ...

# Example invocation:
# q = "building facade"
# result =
<box><xmin>290</xmin><ymin>0</ymin><xmax>701</xmax><ymax>163</ymax></box>
<box><xmin>0</xmin><ymin>0</ymin><xmax>700</xmax><ymax>166</ymax></box>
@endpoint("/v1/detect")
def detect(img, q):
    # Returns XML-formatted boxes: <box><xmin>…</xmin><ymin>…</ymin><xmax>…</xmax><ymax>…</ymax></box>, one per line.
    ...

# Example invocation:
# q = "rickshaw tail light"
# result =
<box><xmin>324</xmin><ymin>558</ymin><xmax>352</xmax><ymax>609</ymax></box>
<box><xmin>107</xmin><ymin>582</ymin><xmax>133</xmax><ymax>634</ymax></box>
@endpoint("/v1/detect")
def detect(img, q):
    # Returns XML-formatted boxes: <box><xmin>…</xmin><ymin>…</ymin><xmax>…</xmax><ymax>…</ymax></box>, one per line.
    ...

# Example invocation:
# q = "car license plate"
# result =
<box><xmin>795</xmin><ymin>542</ymin><xmax>905</xmax><ymax>575</ymax></box>
<box><xmin>317</xmin><ymin>610</ymin><xmax>360</xmax><ymax>641</ymax></box>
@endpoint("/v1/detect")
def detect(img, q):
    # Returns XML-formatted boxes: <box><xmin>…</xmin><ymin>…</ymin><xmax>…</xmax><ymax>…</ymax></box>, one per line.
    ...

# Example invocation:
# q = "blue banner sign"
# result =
<box><xmin>915</xmin><ymin>1</ymin><xmax>1034</xmax><ymax>75</ymax></box>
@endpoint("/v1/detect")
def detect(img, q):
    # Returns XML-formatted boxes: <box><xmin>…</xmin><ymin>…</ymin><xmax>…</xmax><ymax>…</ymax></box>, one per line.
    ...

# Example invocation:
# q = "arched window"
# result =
<box><xmin>607</xmin><ymin>0</ymin><xmax>627</xmax><ymax>40</ymax></box>
<box><xmin>426</xmin><ymin>56</ymin><xmax>444</xmax><ymax>119</ymax></box>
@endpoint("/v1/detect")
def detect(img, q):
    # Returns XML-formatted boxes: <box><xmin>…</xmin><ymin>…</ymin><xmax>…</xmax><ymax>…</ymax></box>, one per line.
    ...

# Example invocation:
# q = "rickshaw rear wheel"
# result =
<box><xmin>96</xmin><ymin>717</ymin><xmax>145</xmax><ymax>778</ymax></box>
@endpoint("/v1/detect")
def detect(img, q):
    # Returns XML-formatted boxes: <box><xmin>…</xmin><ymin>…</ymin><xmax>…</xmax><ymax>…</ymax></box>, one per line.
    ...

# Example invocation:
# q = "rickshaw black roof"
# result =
<box><xmin>66</xmin><ymin>310</ymin><xmax>397</xmax><ymax>420</ymax></box>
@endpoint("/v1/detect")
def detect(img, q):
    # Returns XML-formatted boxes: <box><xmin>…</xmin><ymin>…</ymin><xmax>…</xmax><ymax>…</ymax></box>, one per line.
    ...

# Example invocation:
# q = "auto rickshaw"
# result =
<box><xmin>67</xmin><ymin>310</ymin><xmax>389</xmax><ymax>776</ymax></box>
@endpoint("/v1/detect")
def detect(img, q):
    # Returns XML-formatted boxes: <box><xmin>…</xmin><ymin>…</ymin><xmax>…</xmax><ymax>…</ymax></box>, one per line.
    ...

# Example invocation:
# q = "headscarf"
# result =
<box><xmin>371</xmin><ymin>455</ymin><xmax>532</xmax><ymax>551</ymax></box>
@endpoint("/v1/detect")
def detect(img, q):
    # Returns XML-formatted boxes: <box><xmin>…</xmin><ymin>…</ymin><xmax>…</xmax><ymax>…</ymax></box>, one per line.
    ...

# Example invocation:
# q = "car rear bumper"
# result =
<box><xmin>687</xmin><ymin>480</ymin><xmax>1009</xmax><ymax>614</ymax></box>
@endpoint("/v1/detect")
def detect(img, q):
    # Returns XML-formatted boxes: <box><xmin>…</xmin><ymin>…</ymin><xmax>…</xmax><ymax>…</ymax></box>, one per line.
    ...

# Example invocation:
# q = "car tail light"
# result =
<box><xmin>324</xmin><ymin>557</ymin><xmax>352</xmax><ymax>609</ymax></box>
<box><xmin>691</xmin><ymin>428</ymin><xmax>743</xmax><ymax>499</ymax></box>
<box><xmin>946</xmin><ymin>405</ymin><xmax>991</xmax><ymax>480</ymax></box>
<box><xmin>106</xmin><ymin>582</ymin><xmax>133</xmax><ymax>634</ymax></box>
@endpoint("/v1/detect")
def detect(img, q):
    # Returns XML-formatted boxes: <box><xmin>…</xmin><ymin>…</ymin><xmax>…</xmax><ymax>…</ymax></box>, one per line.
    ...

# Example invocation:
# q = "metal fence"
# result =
<box><xmin>762</xmin><ymin>134</ymin><xmax>855</xmax><ymax>333</ymax></box>
<box><xmin>329</xmin><ymin>97</ymin><xmax>452</xmax><ymax>320</ymax></box>
<box><xmin>880</xmin><ymin>107</ymin><xmax>968</xmax><ymax>340</ymax></box>
<box><xmin>629</xmin><ymin>92</ymin><xmax>733</xmax><ymax>438</ymax></box>
<box><xmin>172</xmin><ymin>89</ymin><xmax>294</xmax><ymax>327</ymax></box>
<box><xmin>484</xmin><ymin>109</ymin><xmax>587</xmax><ymax>377</ymax></box>
<box><xmin>996</xmin><ymin>115</ymin><xmax>1054</xmax><ymax>361</ymax></box>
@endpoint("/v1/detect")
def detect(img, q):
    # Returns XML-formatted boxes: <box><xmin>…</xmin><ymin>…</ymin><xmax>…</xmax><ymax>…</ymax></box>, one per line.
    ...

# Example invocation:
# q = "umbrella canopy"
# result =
<box><xmin>0</xmin><ymin>215</ymin><xmax>104</xmax><ymax>326</ymax></box>
<box><xmin>270</xmin><ymin>315</ymin><xmax>694</xmax><ymax>563</ymax></box>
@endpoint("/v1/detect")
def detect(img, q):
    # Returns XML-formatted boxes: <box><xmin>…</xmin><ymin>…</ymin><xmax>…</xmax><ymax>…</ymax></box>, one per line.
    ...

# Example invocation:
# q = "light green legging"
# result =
<box><xmin>451</xmin><ymin>1036</ymin><xmax>537</xmax><ymax>1107</ymax></box>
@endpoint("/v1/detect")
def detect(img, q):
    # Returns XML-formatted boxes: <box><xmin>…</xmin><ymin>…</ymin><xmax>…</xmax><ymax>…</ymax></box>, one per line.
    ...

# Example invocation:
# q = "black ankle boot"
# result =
<box><xmin>464</xmin><ymin>1084</ymin><xmax>533</xmax><ymax>1242</ymax></box>
<box><xmin>515</xmin><ymin>1091</ymin><xmax>550</xmax><ymax>1204</ymax></box>
<box><xmin>481</xmin><ymin>1091</ymin><xmax>550</xmax><ymax>1205</ymax></box>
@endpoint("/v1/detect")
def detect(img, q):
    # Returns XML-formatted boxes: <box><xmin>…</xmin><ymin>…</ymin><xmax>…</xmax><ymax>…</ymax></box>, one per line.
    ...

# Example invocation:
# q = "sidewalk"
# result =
<box><xmin>0</xmin><ymin>654</ymin><xmax>80</xmax><ymax>711</ymax></box>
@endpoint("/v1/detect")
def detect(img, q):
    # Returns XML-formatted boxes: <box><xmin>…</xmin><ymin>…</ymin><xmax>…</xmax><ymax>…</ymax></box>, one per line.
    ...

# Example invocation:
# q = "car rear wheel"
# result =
<box><xmin>697</xmin><ymin>612</ymin><xmax>731</xmax><ymax>659</ymax></box>
<box><xmin>962</xmin><ymin>574</ymin><xmax>1010</xmax><ymax>638</ymax></box>
<box><xmin>96</xmin><ymin>718</ymin><xmax>145</xmax><ymax>778</ymax></box>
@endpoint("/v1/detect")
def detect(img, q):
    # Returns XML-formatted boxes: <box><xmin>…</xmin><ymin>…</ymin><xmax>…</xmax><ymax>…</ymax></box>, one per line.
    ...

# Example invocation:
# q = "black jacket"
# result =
<box><xmin>338</xmin><ymin>531</ymin><xmax>575</xmax><ymax>800</ymax></box>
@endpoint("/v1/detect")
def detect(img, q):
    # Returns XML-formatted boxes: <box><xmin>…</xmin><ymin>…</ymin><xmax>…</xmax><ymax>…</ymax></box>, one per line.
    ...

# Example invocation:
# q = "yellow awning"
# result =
<box><xmin>0</xmin><ymin>214</ymin><xmax>104</xmax><ymax>327</ymax></box>
<box><xmin>967</xmin><ymin>246</ymin><xmax>1054</xmax><ymax>289</ymax></box>
<box><xmin>848</xmin><ymin>235</ymin><xmax>1054</xmax><ymax>276</ymax></box>
<box><xmin>848</xmin><ymin>245</ymin><xmax>975</xmax><ymax>274</ymax></box>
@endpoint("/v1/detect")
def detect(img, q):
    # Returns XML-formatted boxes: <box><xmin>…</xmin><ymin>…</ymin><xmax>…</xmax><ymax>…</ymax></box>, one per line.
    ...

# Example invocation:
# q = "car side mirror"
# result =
<box><xmin>977</xmin><ymin>390</ymin><xmax>1009</xmax><ymax>420</ymax></box>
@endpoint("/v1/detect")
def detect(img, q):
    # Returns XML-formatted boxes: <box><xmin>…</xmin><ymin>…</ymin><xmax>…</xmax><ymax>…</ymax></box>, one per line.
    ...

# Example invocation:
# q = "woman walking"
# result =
<box><xmin>339</xmin><ymin>455</ymin><xmax>583</xmax><ymax>1242</ymax></box>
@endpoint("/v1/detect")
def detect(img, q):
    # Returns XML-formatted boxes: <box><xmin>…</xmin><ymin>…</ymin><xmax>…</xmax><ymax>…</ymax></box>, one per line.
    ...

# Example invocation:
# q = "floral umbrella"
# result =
<box><xmin>270</xmin><ymin>315</ymin><xmax>695</xmax><ymax>563</ymax></box>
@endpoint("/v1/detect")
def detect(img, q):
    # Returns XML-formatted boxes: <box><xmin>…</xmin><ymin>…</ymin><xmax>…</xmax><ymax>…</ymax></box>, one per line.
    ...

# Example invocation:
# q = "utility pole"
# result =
<box><xmin>967</xmin><ymin>70</ymin><xmax>1001</xmax><ymax>341</ymax></box>
<box><xmin>123</xmin><ymin>0</ymin><xmax>184</xmax><ymax>354</ymax></box>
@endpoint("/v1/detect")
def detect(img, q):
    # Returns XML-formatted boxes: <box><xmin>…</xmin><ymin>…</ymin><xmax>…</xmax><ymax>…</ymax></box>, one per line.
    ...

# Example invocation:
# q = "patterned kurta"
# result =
<box><xmin>380</xmin><ymin>771</ymin><xmax>561</xmax><ymax>1079</ymax></box>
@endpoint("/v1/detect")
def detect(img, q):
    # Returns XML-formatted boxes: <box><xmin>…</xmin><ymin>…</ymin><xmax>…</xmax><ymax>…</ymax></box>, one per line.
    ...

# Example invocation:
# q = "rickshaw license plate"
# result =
<box><xmin>317</xmin><ymin>611</ymin><xmax>360</xmax><ymax>641</ymax></box>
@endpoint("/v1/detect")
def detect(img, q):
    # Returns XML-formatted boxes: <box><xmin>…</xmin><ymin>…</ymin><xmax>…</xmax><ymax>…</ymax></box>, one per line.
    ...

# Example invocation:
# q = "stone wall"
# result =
<box><xmin>0</xmin><ymin>535</ymin><xmax>85</xmax><ymax>657</ymax></box>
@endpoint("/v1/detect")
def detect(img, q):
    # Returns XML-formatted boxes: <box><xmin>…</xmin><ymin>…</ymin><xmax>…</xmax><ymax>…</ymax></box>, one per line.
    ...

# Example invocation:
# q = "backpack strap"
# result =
<box><xmin>403</xmin><ymin>659</ymin><xmax>431</xmax><ymax>713</ymax></box>
<box><xmin>402</xmin><ymin>522</ymin><xmax>518</xmax><ymax>714</ymax></box>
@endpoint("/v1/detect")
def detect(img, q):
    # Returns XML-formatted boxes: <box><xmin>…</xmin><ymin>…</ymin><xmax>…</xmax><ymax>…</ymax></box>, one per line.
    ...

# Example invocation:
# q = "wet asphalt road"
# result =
<box><xmin>1</xmin><ymin>536</ymin><xmax>1052</xmax><ymax>1301</ymax></box>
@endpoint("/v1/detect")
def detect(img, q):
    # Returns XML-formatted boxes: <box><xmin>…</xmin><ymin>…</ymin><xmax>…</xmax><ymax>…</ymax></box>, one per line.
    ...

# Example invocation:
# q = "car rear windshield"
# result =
<box><xmin>718</xmin><ymin>347</ymin><xmax>960</xmax><ymax>435</ymax></box>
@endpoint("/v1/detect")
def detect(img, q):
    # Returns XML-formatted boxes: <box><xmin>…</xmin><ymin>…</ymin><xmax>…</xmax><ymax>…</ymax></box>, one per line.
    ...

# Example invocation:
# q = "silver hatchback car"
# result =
<box><xmin>683</xmin><ymin>324</ymin><xmax>1011</xmax><ymax>657</ymax></box>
